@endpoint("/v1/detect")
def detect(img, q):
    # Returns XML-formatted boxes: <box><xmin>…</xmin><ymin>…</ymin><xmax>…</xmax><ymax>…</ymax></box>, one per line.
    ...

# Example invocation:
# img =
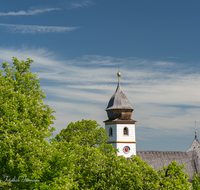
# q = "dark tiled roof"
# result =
<box><xmin>136</xmin><ymin>150</ymin><xmax>197</xmax><ymax>181</ymax></box>
<box><xmin>106</xmin><ymin>83</ymin><xmax>133</xmax><ymax>110</ymax></box>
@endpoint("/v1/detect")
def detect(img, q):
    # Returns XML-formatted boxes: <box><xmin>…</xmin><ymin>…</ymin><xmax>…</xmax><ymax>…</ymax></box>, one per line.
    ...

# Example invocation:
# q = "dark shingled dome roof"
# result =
<box><xmin>106</xmin><ymin>83</ymin><xmax>133</xmax><ymax>110</ymax></box>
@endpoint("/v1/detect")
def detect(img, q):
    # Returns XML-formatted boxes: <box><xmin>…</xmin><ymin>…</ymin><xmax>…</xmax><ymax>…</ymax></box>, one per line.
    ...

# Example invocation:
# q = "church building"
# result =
<box><xmin>104</xmin><ymin>71</ymin><xmax>200</xmax><ymax>182</ymax></box>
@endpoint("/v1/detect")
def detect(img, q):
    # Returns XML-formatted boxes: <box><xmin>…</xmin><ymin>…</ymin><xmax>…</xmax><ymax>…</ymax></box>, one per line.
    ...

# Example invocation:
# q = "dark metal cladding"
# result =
<box><xmin>106</xmin><ymin>83</ymin><xmax>133</xmax><ymax>120</ymax></box>
<box><xmin>107</xmin><ymin>109</ymin><xmax>133</xmax><ymax>120</ymax></box>
<box><xmin>106</xmin><ymin>83</ymin><xmax>133</xmax><ymax>110</ymax></box>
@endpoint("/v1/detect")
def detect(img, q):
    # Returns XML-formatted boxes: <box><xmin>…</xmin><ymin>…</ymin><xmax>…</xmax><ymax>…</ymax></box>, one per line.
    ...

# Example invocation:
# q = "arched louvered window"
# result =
<box><xmin>123</xmin><ymin>127</ymin><xmax>129</xmax><ymax>136</ymax></box>
<box><xmin>109</xmin><ymin>127</ymin><xmax>113</xmax><ymax>137</ymax></box>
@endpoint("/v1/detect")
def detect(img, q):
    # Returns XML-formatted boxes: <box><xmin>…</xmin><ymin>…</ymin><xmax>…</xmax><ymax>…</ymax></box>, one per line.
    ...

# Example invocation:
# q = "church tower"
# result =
<box><xmin>104</xmin><ymin>71</ymin><xmax>136</xmax><ymax>157</ymax></box>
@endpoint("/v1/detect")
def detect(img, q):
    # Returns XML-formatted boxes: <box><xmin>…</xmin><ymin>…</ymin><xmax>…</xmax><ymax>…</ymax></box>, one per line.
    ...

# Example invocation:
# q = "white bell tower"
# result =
<box><xmin>104</xmin><ymin>71</ymin><xmax>136</xmax><ymax>157</ymax></box>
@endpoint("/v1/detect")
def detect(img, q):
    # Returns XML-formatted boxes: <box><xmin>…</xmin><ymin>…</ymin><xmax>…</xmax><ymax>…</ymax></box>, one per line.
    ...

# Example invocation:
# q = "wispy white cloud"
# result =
<box><xmin>0</xmin><ymin>23</ymin><xmax>79</xmax><ymax>34</ymax></box>
<box><xmin>70</xmin><ymin>0</ymin><xmax>93</xmax><ymax>9</ymax></box>
<box><xmin>155</xmin><ymin>61</ymin><xmax>174</xmax><ymax>66</ymax></box>
<box><xmin>0</xmin><ymin>47</ymin><xmax>199</xmax><ymax>151</ymax></box>
<box><xmin>0</xmin><ymin>8</ymin><xmax>61</xmax><ymax>16</ymax></box>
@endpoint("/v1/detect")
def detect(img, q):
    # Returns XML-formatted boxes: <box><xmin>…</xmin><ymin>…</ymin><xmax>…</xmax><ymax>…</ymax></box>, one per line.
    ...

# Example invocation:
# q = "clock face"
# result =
<box><xmin>123</xmin><ymin>146</ymin><xmax>130</xmax><ymax>154</ymax></box>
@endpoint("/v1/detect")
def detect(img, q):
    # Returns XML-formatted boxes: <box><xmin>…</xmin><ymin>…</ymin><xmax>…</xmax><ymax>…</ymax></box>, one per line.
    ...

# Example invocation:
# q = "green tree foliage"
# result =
<box><xmin>192</xmin><ymin>173</ymin><xmax>200</xmax><ymax>190</ymax></box>
<box><xmin>55</xmin><ymin>119</ymin><xmax>109</xmax><ymax>148</ymax></box>
<box><xmin>158</xmin><ymin>161</ymin><xmax>190</xmax><ymax>189</ymax></box>
<box><xmin>54</xmin><ymin>141</ymin><xmax>191</xmax><ymax>189</ymax></box>
<box><xmin>36</xmin><ymin>140</ymin><xmax>78</xmax><ymax>189</ymax></box>
<box><xmin>54</xmin><ymin>119</ymin><xmax>191</xmax><ymax>189</ymax></box>
<box><xmin>0</xmin><ymin>57</ymin><xmax>56</xmax><ymax>189</ymax></box>
<box><xmin>68</xmin><ymin>149</ymin><xmax>191</xmax><ymax>189</ymax></box>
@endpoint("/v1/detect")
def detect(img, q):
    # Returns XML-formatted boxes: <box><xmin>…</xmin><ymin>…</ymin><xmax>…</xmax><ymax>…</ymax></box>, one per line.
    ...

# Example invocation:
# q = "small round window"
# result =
<box><xmin>123</xmin><ymin>146</ymin><xmax>130</xmax><ymax>154</ymax></box>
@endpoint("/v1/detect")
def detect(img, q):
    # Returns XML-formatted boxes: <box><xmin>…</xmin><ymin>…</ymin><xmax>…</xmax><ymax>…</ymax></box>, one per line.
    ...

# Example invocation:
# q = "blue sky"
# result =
<box><xmin>1</xmin><ymin>0</ymin><xmax>200</xmax><ymax>151</ymax></box>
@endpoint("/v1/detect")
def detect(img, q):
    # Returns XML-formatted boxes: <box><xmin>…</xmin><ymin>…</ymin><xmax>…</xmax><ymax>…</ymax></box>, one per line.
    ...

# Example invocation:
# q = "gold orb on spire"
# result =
<box><xmin>117</xmin><ymin>72</ymin><xmax>121</xmax><ymax>77</ymax></box>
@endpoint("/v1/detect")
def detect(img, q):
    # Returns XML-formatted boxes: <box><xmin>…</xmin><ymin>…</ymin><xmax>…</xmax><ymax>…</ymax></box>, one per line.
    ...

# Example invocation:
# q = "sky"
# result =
<box><xmin>0</xmin><ymin>0</ymin><xmax>200</xmax><ymax>151</ymax></box>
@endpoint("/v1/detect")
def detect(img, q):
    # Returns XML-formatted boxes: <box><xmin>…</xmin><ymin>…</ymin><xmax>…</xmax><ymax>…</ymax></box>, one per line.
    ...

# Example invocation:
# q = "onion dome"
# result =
<box><xmin>106</xmin><ymin>72</ymin><xmax>133</xmax><ymax>120</ymax></box>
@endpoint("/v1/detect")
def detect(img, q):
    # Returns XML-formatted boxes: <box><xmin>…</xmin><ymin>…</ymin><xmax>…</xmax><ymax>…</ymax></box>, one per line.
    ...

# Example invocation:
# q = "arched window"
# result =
<box><xmin>123</xmin><ymin>127</ymin><xmax>129</xmax><ymax>136</ymax></box>
<box><xmin>109</xmin><ymin>127</ymin><xmax>113</xmax><ymax>137</ymax></box>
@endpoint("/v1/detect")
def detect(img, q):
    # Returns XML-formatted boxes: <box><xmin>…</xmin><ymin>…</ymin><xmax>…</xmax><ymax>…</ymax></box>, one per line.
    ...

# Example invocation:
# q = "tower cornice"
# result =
<box><xmin>107</xmin><ymin>141</ymin><xmax>136</xmax><ymax>143</ymax></box>
<box><xmin>104</xmin><ymin>119</ymin><xmax>136</xmax><ymax>125</ymax></box>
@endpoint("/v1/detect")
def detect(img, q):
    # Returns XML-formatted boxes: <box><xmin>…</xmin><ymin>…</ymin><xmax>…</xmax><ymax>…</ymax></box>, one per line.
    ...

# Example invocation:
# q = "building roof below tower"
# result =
<box><xmin>135</xmin><ymin>134</ymin><xmax>200</xmax><ymax>182</ymax></box>
<box><xmin>136</xmin><ymin>150</ymin><xmax>196</xmax><ymax>182</ymax></box>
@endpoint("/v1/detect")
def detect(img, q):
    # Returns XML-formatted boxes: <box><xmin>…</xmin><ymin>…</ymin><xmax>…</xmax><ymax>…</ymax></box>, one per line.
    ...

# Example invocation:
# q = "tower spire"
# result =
<box><xmin>195</xmin><ymin>121</ymin><xmax>197</xmax><ymax>139</ymax></box>
<box><xmin>117</xmin><ymin>57</ymin><xmax>121</xmax><ymax>84</ymax></box>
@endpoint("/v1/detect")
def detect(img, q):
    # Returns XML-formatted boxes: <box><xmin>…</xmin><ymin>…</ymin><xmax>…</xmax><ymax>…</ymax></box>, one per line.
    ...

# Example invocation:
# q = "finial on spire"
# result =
<box><xmin>195</xmin><ymin>121</ymin><xmax>197</xmax><ymax>139</ymax></box>
<box><xmin>118</xmin><ymin>57</ymin><xmax>120</xmax><ymax>72</ymax></box>
<box><xmin>117</xmin><ymin>57</ymin><xmax>121</xmax><ymax>84</ymax></box>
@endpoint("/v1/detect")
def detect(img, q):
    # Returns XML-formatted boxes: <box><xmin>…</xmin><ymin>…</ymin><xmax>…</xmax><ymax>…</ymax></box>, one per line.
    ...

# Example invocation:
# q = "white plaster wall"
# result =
<box><xmin>110</xmin><ymin>143</ymin><xmax>117</xmax><ymax>149</ymax></box>
<box><xmin>117</xmin><ymin>143</ymin><xmax>136</xmax><ymax>157</ymax></box>
<box><xmin>116</xmin><ymin>124</ymin><xmax>135</xmax><ymax>141</ymax></box>
<box><xmin>105</xmin><ymin>124</ymin><xmax>117</xmax><ymax>142</ymax></box>
<box><xmin>105</xmin><ymin>123</ymin><xmax>136</xmax><ymax>157</ymax></box>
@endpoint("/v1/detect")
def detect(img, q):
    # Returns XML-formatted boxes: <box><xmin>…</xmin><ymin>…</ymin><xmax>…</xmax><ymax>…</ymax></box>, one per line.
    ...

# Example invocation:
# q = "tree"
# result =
<box><xmin>158</xmin><ymin>161</ymin><xmax>190</xmax><ymax>189</ymax></box>
<box><xmin>54</xmin><ymin>119</ymin><xmax>192</xmax><ymax>189</ymax></box>
<box><xmin>191</xmin><ymin>173</ymin><xmax>200</xmax><ymax>190</ymax></box>
<box><xmin>54</xmin><ymin>120</ymin><xmax>159</xmax><ymax>189</ymax></box>
<box><xmin>0</xmin><ymin>57</ymin><xmax>56</xmax><ymax>189</ymax></box>
<box><xmin>55</xmin><ymin>119</ymin><xmax>109</xmax><ymax>148</ymax></box>
<box><xmin>35</xmin><ymin>139</ymin><xmax>78</xmax><ymax>190</ymax></box>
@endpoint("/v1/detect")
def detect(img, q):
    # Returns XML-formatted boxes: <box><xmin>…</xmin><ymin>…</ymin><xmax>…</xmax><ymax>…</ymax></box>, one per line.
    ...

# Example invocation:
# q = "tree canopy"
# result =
<box><xmin>0</xmin><ymin>57</ymin><xmax>56</xmax><ymax>189</ymax></box>
<box><xmin>55</xmin><ymin>119</ymin><xmax>109</xmax><ymax>148</ymax></box>
<box><xmin>54</xmin><ymin>119</ymin><xmax>192</xmax><ymax>189</ymax></box>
